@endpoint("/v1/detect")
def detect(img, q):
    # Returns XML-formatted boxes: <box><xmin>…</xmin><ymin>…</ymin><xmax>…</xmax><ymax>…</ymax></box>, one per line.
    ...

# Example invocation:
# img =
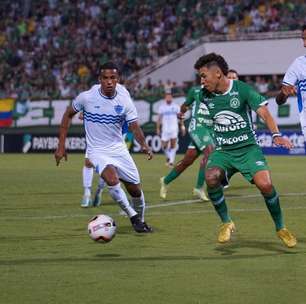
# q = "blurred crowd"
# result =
<box><xmin>0</xmin><ymin>0</ymin><xmax>305</xmax><ymax>100</ymax></box>
<box><xmin>131</xmin><ymin>74</ymin><xmax>283</xmax><ymax>100</ymax></box>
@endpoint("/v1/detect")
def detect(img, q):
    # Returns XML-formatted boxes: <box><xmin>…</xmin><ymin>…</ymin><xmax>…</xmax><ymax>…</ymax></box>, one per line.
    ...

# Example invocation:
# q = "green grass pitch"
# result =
<box><xmin>1</xmin><ymin>153</ymin><xmax>306</xmax><ymax>304</ymax></box>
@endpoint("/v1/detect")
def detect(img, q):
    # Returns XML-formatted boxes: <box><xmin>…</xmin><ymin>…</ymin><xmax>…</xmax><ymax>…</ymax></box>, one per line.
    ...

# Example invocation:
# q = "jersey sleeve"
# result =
<box><xmin>242</xmin><ymin>82</ymin><xmax>267</xmax><ymax>111</ymax></box>
<box><xmin>283</xmin><ymin>59</ymin><xmax>299</xmax><ymax>86</ymax></box>
<box><xmin>72</xmin><ymin>92</ymin><xmax>85</xmax><ymax>112</ymax></box>
<box><xmin>124</xmin><ymin>93</ymin><xmax>138</xmax><ymax>124</ymax></box>
<box><xmin>184</xmin><ymin>88</ymin><xmax>195</xmax><ymax>106</ymax></box>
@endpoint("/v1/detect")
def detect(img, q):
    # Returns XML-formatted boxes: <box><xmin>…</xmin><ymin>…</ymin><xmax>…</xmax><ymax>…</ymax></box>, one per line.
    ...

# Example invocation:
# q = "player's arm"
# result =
<box><xmin>256</xmin><ymin>106</ymin><xmax>293</xmax><ymax>149</ymax></box>
<box><xmin>276</xmin><ymin>60</ymin><xmax>298</xmax><ymax>105</ymax></box>
<box><xmin>54</xmin><ymin>106</ymin><xmax>78</xmax><ymax>165</ymax></box>
<box><xmin>129</xmin><ymin>121</ymin><xmax>153</xmax><ymax>160</ymax></box>
<box><xmin>275</xmin><ymin>85</ymin><xmax>297</xmax><ymax>105</ymax></box>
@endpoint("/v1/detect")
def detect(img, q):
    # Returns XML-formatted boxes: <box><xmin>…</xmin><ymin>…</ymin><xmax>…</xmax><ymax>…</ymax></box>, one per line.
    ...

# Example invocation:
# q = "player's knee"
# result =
<box><xmin>257</xmin><ymin>181</ymin><xmax>273</xmax><ymax>194</ymax></box>
<box><xmin>84</xmin><ymin>158</ymin><xmax>93</xmax><ymax>168</ymax></box>
<box><xmin>205</xmin><ymin>168</ymin><xmax>222</xmax><ymax>188</ymax></box>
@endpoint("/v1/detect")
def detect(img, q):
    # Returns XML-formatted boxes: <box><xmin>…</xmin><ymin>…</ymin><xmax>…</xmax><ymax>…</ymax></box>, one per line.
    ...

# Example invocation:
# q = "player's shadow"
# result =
<box><xmin>214</xmin><ymin>239</ymin><xmax>298</xmax><ymax>256</ymax></box>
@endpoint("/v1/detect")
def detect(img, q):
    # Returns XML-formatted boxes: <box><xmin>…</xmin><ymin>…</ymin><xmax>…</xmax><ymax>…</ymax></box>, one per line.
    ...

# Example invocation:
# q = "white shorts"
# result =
<box><xmin>88</xmin><ymin>150</ymin><xmax>140</xmax><ymax>184</ymax></box>
<box><xmin>161</xmin><ymin>130</ymin><xmax>178</xmax><ymax>142</ymax></box>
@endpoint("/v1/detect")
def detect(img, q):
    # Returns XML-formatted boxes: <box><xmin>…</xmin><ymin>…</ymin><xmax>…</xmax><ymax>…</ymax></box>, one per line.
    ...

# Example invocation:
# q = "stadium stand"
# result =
<box><xmin>0</xmin><ymin>0</ymin><xmax>305</xmax><ymax>99</ymax></box>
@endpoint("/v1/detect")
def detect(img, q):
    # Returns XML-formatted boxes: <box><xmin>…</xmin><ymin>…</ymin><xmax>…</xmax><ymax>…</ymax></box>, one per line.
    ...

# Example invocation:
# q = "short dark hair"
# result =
<box><xmin>100</xmin><ymin>62</ymin><xmax>120</xmax><ymax>73</ymax></box>
<box><xmin>228</xmin><ymin>69</ymin><xmax>238</xmax><ymax>76</ymax></box>
<box><xmin>303</xmin><ymin>24</ymin><xmax>306</xmax><ymax>31</ymax></box>
<box><xmin>194</xmin><ymin>53</ymin><xmax>229</xmax><ymax>75</ymax></box>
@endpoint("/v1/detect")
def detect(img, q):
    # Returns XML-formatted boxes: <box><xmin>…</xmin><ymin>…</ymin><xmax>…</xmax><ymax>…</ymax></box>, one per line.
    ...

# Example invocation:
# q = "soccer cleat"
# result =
<box><xmin>81</xmin><ymin>195</ymin><xmax>92</xmax><ymax>208</ymax></box>
<box><xmin>92</xmin><ymin>189</ymin><xmax>103</xmax><ymax>207</ymax></box>
<box><xmin>192</xmin><ymin>187</ymin><xmax>209</xmax><ymax>201</ymax></box>
<box><xmin>130</xmin><ymin>215</ymin><xmax>153</xmax><ymax>233</ymax></box>
<box><xmin>133</xmin><ymin>221</ymin><xmax>153</xmax><ymax>233</ymax></box>
<box><xmin>160</xmin><ymin>177</ymin><xmax>168</xmax><ymax>199</ymax></box>
<box><xmin>277</xmin><ymin>228</ymin><xmax>297</xmax><ymax>248</ymax></box>
<box><xmin>218</xmin><ymin>221</ymin><xmax>235</xmax><ymax>243</ymax></box>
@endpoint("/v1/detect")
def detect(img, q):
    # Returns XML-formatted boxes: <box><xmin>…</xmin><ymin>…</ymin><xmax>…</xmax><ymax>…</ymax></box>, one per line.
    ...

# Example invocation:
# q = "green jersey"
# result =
<box><xmin>202</xmin><ymin>80</ymin><xmax>267</xmax><ymax>150</ymax></box>
<box><xmin>184</xmin><ymin>86</ymin><xmax>213</xmax><ymax>133</ymax></box>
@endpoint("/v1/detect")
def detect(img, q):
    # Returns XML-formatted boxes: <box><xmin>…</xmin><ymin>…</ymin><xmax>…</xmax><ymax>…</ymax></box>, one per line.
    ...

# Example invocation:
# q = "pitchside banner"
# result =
<box><xmin>0</xmin><ymin>131</ymin><xmax>305</xmax><ymax>155</ymax></box>
<box><xmin>6</xmin><ymin>96</ymin><xmax>301</xmax><ymax>129</ymax></box>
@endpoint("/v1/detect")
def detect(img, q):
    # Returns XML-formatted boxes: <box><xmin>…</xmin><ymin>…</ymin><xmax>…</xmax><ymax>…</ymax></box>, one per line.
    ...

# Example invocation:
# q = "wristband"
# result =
<box><xmin>272</xmin><ymin>132</ymin><xmax>282</xmax><ymax>139</ymax></box>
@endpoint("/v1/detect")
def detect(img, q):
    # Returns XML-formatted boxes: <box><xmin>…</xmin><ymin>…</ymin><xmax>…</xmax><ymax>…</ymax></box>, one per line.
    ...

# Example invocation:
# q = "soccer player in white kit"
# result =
<box><xmin>55</xmin><ymin>62</ymin><xmax>153</xmax><ymax>233</ymax></box>
<box><xmin>276</xmin><ymin>25</ymin><xmax>306</xmax><ymax>143</ymax></box>
<box><xmin>156</xmin><ymin>91</ymin><xmax>185</xmax><ymax>167</ymax></box>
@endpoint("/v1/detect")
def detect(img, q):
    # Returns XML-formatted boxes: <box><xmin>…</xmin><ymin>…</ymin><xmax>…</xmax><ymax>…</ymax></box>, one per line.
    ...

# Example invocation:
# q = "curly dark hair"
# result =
<box><xmin>194</xmin><ymin>53</ymin><xmax>229</xmax><ymax>75</ymax></box>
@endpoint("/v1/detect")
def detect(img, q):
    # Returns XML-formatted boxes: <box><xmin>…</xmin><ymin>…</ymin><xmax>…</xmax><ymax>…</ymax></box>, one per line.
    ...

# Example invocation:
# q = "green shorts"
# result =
<box><xmin>189</xmin><ymin>128</ymin><xmax>214</xmax><ymax>151</ymax></box>
<box><xmin>206</xmin><ymin>144</ymin><xmax>269</xmax><ymax>183</ymax></box>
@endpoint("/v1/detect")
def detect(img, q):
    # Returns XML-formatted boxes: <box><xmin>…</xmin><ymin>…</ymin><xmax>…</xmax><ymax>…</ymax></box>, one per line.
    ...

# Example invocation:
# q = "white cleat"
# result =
<box><xmin>192</xmin><ymin>188</ymin><xmax>209</xmax><ymax>202</ymax></box>
<box><xmin>160</xmin><ymin>177</ymin><xmax>168</xmax><ymax>199</ymax></box>
<box><xmin>81</xmin><ymin>195</ymin><xmax>92</xmax><ymax>208</ymax></box>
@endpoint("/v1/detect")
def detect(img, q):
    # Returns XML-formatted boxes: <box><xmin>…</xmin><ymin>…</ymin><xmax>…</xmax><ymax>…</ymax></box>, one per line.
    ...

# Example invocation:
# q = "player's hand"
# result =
<box><xmin>273</xmin><ymin>136</ymin><xmax>293</xmax><ymax>149</ymax></box>
<box><xmin>281</xmin><ymin>85</ymin><xmax>296</xmax><ymax>97</ymax></box>
<box><xmin>141</xmin><ymin>145</ymin><xmax>153</xmax><ymax>160</ymax></box>
<box><xmin>177</xmin><ymin>112</ymin><xmax>185</xmax><ymax>120</ymax></box>
<box><xmin>54</xmin><ymin>148</ymin><xmax>68</xmax><ymax>166</ymax></box>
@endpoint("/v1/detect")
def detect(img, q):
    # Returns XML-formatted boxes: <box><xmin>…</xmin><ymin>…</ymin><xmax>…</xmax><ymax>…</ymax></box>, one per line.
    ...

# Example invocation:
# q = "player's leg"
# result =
<box><xmin>81</xmin><ymin>158</ymin><xmax>94</xmax><ymax>208</ymax></box>
<box><xmin>92</xmin><ymin>177</ymin><xmax>106</xmax><ymax>207</ymax></box>
<box><xmin>160</xmin><ymin>147</ymin><xmax>199</xmax><ymax>199</ymax></box>
<box><xmin>161</xmin><ymin>137</ymin><xmax>171</xmax><ymax>166</ymax></box>
<box><xmin>206</xmin><ymin>150</ymin><xmax>235</xmax><ymax>243</ymax></box>
<box><xmin>123</xmin><ymin>181</ymin><xmax>153</xmax><ymax>232</ymax></box>
<box><xmin>253</xmin><ymin>170</ymin><xmax>296</xmax><ymax>247</ymax></box>
<box><xmin>238</xmin><ymin>145</ymin><xmax>296</xmax><ymax>247</ymax></box>
<box><xmin>168</xmin><ymin>137</ymin><xmax>177</xmax><ymax>167</ymax></box>
<box><xmin>193</xmin><ymin>144</ymin><xmax>214</xmax><ymax>201</ymax></box>
<box><xmin>113</xmin><ymin>152</ymin><xmax>153</xmax><ymax>233</ymax></box>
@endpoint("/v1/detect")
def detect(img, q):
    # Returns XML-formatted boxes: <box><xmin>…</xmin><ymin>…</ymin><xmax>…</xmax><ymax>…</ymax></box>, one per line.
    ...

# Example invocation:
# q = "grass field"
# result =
<box><xmin>1</xmin><ymin>153</ymin><xmax>306</xmax><ymax>304</ymax></box>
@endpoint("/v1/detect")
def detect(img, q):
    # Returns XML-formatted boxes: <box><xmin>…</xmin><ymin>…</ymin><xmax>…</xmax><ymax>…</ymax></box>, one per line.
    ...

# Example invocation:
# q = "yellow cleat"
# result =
<box><xmin>193</xmin><ymin>188</ymin><xmax>209</xmax><ymax>202</ymax></box>
<box><xmin>160</xmin><ymin>177</ymin><xmax>168</xmax><ymax>199</ymax></box>
<box><xmin>218</xmin><ymin>221</ymin><xmax>235</xmax><ymax>243</ymax></box>
<box><xmin>277</xmin><ymin>228</ymin><xmax>297</xmax><ymax>248</ymax></box>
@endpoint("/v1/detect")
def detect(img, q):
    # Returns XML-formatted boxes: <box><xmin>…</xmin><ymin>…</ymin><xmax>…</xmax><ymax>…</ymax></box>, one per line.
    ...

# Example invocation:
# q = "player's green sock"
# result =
<box><xmin>196</xmin><ymin>167</ymin><xmax>205</xmax><ymax>189</ymax></box>
<box><xmin>207</xmin><ymin>186</ymin><xmax>231</xmax><ymax>223</ymax></box>
<box><xmin>164</xmin><ymin>168</ymin><xmax>180</xmax><ymax>185</ymax></box>
<box><xmin>263</xmin><ymin>187</ymin><xmax>284</xmax><ymax>231</ymax></box>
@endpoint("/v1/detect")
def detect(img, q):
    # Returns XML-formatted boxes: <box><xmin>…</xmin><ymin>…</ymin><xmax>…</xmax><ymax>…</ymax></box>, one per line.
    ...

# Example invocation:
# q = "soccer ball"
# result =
<box><xmin>88</xmin><ymin>214</ymin><xmax>117</xmax><ymax>243</ymax></box>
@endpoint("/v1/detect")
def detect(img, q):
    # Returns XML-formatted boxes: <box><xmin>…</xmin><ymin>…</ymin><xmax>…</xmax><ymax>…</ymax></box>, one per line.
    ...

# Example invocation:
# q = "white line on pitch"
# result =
<box><xmin>1</xmin><ymin>192</ymin><xmax>306</xmax><ymax>221</ymax></box>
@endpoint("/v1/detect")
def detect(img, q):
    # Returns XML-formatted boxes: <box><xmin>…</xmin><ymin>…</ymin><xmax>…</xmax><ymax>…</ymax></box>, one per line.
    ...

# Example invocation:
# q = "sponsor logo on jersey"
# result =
<box><xmin>229</xmin><ymin>91</ymin><xmax>239</xmax><ymax>96</ymax></box>
<box><xmin>214</xmin><ymin>111</ymin><xmax>247</xmax><ymax>132</ymax></box>
<box><xmin>230</xmin><ymin>98</ymin><xmax>240</xmax><ymax>109</ymax></box>
<box><xmin>255</xmin><ymin>161</ymin><xmax>265</xmax><ymax>166</ymax></box>
<box><xmin>114</xmin><ymin>105</ymin><xmax>124</xmax><ymax>114</ymax></box>
<box><xmin>216</xmin><ymin>134</ymin><xmax>249</xmax><ymax>145</ymax></box>
<box><xmin>208</xmin><ymin>103</ymin><xmax>215</xmax><ymax>109</ymax></box>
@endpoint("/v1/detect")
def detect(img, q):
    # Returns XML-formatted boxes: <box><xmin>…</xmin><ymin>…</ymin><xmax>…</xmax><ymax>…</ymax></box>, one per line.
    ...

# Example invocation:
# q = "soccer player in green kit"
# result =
<box><xmin>160</xmin><ymin>85</ymin><xmax>215</xmax><ymax>201</ymax></box>
<box><xmin>194</xmin><ymin>53</ymin><xmax>297</xmax><ymax>248</ymax></box>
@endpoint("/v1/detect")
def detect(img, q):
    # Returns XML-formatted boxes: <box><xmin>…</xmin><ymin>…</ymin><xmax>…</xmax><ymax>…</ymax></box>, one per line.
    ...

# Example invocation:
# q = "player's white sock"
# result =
<box><xmin>131</xmin><ymin>191</ymin><xmax>145</xmax><ymax>222</ymax></box>
<box><xmin>164</xmin><ymin>148</ymin><xmax>170</xmax><ymax>161</ymax></box>
<box><xmin>168</xmin><ymin>148</ymin><xmax>176</xmax><ymax>164</ymax></box>
<box><xmin>83</xmin><ymin>166</ymin><xmax>93</xmax><ymax>196</ymax></box>
<box><xmin>108</xmin><ymin>183</ymin><xmax>137</xmax><ymax>218</ymax></box>
<box><xmin>97</xmin><ymin>177</ymin><xmax>106</xmax><ymax>193</ymax></box>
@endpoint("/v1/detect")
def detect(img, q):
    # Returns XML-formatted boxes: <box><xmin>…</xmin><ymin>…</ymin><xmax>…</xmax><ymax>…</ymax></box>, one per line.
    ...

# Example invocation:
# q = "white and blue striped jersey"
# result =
<box><xmin>283</xmin><ymin>55</ymin><xmax>306</xmax><ymax>114</ymax></box>
<box><xmin>158</xmin><ymin>102</ymin><xmax>180</xmax><ymax>133</ymax></box>
<box><xmin>72</xmin><ymin>84</ymin><xmax>137</xmax><ymax>155</ymax></box>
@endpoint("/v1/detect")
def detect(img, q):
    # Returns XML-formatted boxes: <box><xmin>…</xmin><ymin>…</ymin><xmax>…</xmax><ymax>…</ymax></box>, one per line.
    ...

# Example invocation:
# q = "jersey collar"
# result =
<box><xmin>213</xmin><ymin>79</ymin><xmax>233</xmax><ymax>96</ymax></box>
<box><xmin>99</xmin><ymin>88</ymin><xmax>118</xmax><ymax>99</ymax></box>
